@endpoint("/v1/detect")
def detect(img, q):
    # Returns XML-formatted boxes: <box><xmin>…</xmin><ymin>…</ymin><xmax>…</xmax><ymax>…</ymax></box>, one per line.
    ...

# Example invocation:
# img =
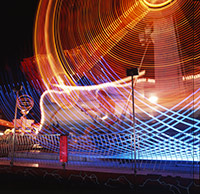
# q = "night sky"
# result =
<box><xmin>1</xmin><ymin>0</ymin><xmax>39</xmax><ymax>85</ymax></box>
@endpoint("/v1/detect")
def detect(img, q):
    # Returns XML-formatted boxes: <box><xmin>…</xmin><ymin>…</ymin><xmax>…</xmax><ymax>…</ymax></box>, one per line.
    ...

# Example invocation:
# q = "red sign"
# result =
<box><xmin>59</xmin><ymin>136</ymin><xmax>68</xmax><ymax>162</ymax></box>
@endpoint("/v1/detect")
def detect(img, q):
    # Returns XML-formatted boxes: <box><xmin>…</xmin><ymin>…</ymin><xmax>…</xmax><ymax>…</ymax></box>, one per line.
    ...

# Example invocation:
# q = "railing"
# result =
<box><xmin>0</xmin><ymin>133</ymin><xmax>199</xmax><ymax>179</ymax></box>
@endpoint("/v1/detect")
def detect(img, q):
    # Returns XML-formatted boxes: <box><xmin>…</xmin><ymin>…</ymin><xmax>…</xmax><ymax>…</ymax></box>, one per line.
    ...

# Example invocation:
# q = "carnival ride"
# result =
<box><xmin>0</xmin><ymin>0</ymin><xmax>199</xmax><ymax>165</ymax></box>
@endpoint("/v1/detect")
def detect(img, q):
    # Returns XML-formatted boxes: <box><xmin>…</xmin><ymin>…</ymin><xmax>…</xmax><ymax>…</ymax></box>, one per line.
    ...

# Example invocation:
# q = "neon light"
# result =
<box><xmin>142</xmin><ymin>0</ymin><xmax>175</xmax><ymax>9</ymax></box>
<box><xmin>1</xmin><ymin>0</ymin><xmax>196</xmax><ymax>165</ymax></box>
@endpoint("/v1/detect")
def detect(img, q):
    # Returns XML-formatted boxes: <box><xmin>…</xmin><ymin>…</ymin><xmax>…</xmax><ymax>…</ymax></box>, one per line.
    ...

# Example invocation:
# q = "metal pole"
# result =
<box><xmin>10</xmin><ymin>91</ymin><xmax>19</xmax><ymax>166</ymax></box>
<box><xmin>131</xmin><ymin>75</ymin><xmax>137</xmax><ymax>174</ymax></box>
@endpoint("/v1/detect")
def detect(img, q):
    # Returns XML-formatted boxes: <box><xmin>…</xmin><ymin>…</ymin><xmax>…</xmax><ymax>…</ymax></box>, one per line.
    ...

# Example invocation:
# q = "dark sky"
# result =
<box><xmin>1</xmin><ymin>0</ymin><xmax>39</xmax><ymax>85</ymax></box>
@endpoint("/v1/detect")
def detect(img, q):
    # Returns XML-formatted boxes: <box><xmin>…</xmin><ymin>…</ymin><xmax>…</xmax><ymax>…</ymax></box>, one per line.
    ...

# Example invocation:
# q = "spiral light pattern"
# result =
<box><xmin>23</xmin><ymin>0</ymin><xmax>200</xmax><ymax>161</ymax></box>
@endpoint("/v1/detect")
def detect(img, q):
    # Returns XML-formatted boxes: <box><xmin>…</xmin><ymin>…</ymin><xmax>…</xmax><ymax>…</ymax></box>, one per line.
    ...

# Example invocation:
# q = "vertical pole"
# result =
<box><xmin>10</xmin><ymin>91</ymin><xmax>19</xmax><ymax>167</ymax></box>
<box><xmin>132</xmin><ymin>75</ymin><xmax>137</xmax><ymax>175</ymax></box>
